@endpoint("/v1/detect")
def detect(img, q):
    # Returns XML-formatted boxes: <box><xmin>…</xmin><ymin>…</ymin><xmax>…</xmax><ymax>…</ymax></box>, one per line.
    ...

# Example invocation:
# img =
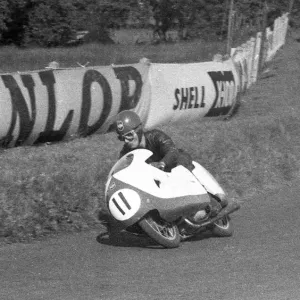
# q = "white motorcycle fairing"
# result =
<box><xmin>105</xmin><ymin>149</ymin><xmax>211</xmax><ymax>229</ymax></box>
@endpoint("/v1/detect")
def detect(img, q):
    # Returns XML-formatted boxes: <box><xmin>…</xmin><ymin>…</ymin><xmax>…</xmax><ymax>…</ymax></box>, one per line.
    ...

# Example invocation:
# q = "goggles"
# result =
<box><xmin>118</xmin><ymin>130</ymin><xmax>136</xmax><ymax>142</ymax></box>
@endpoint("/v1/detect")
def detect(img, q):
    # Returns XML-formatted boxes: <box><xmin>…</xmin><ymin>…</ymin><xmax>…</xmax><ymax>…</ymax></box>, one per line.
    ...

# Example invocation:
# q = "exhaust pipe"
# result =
<box><xmin>183</xmin><ymin>201</ymin><xmax>240</xmax><ymax>229</ymax></box>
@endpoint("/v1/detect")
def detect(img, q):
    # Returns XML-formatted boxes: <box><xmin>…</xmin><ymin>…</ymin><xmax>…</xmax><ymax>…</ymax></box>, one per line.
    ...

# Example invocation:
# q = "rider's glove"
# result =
<box><xmin>150</xmin><ymin>161</ymin><xmax>166</xmax><ymax>170</ymax></box>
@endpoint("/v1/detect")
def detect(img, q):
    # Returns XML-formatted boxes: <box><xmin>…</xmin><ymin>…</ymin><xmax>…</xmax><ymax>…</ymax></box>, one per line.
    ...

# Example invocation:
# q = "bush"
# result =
<box><xmin>23</xmin><ymin>1</ymin><xmax>75</xmax><ymax>47</ymax></box>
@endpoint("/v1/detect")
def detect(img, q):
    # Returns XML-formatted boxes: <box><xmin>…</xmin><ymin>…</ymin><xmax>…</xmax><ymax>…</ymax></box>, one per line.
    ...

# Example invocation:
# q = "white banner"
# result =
<box><xmin>143</xmin><ymin>60</ymin><xmax>239</xmax><ymax>129</ymax></box>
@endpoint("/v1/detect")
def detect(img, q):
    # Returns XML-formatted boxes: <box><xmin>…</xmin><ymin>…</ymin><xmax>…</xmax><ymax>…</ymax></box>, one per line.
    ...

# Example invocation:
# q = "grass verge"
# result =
<box><xmin>0</xmin><ymin>40</ymin><xmax>226</xmax><ymax>73</ymax></box>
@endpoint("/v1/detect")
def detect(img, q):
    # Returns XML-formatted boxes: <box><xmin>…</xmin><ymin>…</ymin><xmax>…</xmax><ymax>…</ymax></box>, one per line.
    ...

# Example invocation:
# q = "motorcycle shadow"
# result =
<box><xmin>97</xmin><ymin>211</ymin><xmax>163</xmax><ymax>248</ymax></box>
<box><xmin>96</xmin><ymin>229</ymin><xmax>217</xmax><ymax>248</ymax></box>
<box><xmin>96</xmin><ymin>230</ymin><xmax>163</xmax><ymax>249</ymax></box>
<box><xmin>97</xmin><ymin>211</ymin><xmax>218</xmax><ymax>248</ymax></box>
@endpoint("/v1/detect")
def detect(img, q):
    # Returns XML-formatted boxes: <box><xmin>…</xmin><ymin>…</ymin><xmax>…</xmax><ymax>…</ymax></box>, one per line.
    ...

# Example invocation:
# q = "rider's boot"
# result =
<box><xmin>179</xmin><ymin>195</ymin><xmax>231</xmax><ymax>238</ymax></box>
<box><xmin>210</xmin><ymin>193</ymin><xmax>228</xmax><ymax>217</ymax></box>
<box><xmin>189</xmin><ymin>194</ymin><xmax>229</xmax><ymax>222</ymax></box>
<box><xmin>178</xmin><ymin>209</ymin><xmax>208</xmax><ymax>238</ymax></box>
<box><xmin>216</xmin><ymin>193</ymin><xmax>228</xmax><ymax>208</ymax></box>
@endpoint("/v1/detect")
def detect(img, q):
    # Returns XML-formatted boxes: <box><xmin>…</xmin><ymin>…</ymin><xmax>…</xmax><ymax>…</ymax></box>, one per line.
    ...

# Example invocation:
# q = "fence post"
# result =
<box><xmin>226</xmin><ymin>0</ymin><xmax>235</xmax><ymax>55</ymax></box>
<box><xmin>283</xmin><ymin>13</ymin><xmax>289</xmax><ymax>44</ymax></box>
<box><xmin>252</xmin><ymin>32</ymin><xmax>262</xmax><ymax>83</ymax></box>
<box><xmin>258</xmin><ymin>0</ymin><xmax>268</xmax><ymax>75</ymax></box>
<box><xmin>221</xmin><ymin>0</ymin><xmax>229</xmax><ymax>40</ymax></box>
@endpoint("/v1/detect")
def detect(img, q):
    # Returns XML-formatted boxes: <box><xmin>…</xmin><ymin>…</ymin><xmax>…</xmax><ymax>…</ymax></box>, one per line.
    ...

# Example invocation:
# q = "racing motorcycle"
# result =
<box><xmin>101</xmin><ymin>149</ymin><xmax>240</xmax><ymax>248</ymax></box>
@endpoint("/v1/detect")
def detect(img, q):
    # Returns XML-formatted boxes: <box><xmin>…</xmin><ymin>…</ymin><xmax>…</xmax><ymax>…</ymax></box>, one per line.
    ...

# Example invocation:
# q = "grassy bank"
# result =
<box><xmin>0</xmin><ymin>35</ymin><xmax>300</xmax><ymax>243</ymax></box>
<box><xmin>1</xmin><ymin>112</ymin><xmax>299</xmax><ymax>243</ymax></box>
<box><xmin>0</xmin><ymin>39</ymin><xmax>226</xmax><ymax>73</ymax></box>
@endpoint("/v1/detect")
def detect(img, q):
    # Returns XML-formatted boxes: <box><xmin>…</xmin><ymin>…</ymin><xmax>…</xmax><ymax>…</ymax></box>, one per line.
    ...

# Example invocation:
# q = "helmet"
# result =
<box><xmin>114</xmin><ymin>110</ymin><xmax>142</xmax><ymax>136</ymax></box>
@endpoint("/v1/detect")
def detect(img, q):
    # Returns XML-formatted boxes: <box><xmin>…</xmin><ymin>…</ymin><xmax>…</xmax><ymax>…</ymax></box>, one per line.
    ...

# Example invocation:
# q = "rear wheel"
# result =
<box><xmin>138</xmin><ymin>212</ymin><xmax>180</xmax><ymax>248</ymax></box>
<box><xmin>212</xmin><ymin>215</ymin><xmax>234</xmax><ymax>237</ymax></box>
<box><xmin>208</xmin><ymin>195</ymin><xmax>234</xmax><ymax>237</ymax></box>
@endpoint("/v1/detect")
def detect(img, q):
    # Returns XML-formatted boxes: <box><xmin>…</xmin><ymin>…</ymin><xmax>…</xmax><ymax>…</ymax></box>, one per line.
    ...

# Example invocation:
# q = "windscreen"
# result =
<box><xmin>110</xmin><ymin>153</ymin><xmax>134</xmax><ymax>176</ymax></box>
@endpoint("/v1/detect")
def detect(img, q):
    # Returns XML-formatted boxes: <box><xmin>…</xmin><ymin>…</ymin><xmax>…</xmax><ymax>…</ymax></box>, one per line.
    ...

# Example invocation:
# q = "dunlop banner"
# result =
<box><xmin>0</xmin><ymin>64</ymin><xmax>150</xmax><ymax>147</ymax></box>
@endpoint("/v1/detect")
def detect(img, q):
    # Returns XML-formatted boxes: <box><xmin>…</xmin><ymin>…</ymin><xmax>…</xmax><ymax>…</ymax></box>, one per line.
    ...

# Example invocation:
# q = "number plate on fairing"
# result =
<box><xmin>108</xmin><ymin>189</ymin><xmax>141</xmax><ymax>221</ymax></box>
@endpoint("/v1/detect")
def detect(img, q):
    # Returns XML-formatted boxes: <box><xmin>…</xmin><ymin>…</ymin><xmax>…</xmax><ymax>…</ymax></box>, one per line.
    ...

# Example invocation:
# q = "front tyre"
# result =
<box><xmin>138</xmin><ymin>212</ymin><xmax>180</xmax><ymax>248</ymax></box>
<box><xmin>212</xmin><ymin>216</ymin><xmax>234</xmax><ymax>237</ymax></box>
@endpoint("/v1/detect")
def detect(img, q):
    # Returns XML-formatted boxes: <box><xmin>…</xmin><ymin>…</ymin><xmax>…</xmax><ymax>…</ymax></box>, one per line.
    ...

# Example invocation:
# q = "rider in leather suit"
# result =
<box><xmin>118</xmin><ymin>125</ymin><xmax>194</xmax><ymax>173</ymax></box>
<box><xmin>113</xmin><ymin>110</ymin><xmax>228</xmax><ymax>222</ymax></box>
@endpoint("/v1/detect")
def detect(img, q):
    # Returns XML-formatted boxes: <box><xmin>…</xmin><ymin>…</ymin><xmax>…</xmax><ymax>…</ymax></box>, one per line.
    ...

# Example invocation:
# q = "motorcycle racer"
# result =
<box><xmin>115</xmin><ymin>110</ymin><xmax>193</xmax><ymax>172</ymax></box>
<box><xmin>112</xmin><ymin>110</ymin><xmax>228</xmax><ymax>222</ymax></box>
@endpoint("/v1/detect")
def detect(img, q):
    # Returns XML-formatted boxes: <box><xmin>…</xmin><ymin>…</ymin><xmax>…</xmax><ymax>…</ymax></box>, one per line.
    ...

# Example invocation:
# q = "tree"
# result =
<box><xmin>0</xmin><ymin>0</ymin><xmax>294</xmax><ymax>47</ymax></box>
<box><xmin>0</xmin><ymin>0</ymin><xmax>28</xmax><ymax>45</ymax></box>
<box><xmin>70</xmin><ymin>0</ymin><xmax>153</xmax><ymax>43</ymax></box>
<box><xmin>69</xmin><ymin>0</ymin><xmax>129</xmax><ymax>43</ymax></box>
<box><xmin>140</xmin><ymin>0</ymin><xmax>229</xmax><ymax>40</ymax></box>
<box><xmin>73</xmin><ymin>0</ymin><xmax>141</xmax><ymax>29</ymax></box>
<box><xmin>23</xmin><ymin>0</ymin><xmax>76</xmax><ymax>47</ymax></box>
<box><xmin>0</xmin><ymin>0</ymin><xmax>10</xmax><ymax>37</ymax></box>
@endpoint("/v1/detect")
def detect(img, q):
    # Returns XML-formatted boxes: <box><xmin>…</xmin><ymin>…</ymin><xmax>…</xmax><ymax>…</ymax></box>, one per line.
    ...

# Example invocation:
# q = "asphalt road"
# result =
<box><xmin>1</xmin><ymin>178</ymin><xmax>300</xmax><ymax>300</ymax></box>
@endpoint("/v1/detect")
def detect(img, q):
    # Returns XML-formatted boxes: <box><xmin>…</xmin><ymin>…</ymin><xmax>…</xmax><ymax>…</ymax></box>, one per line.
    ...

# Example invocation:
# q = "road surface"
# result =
<box><xmin>1</xmin><ymin>179</ymin><xmax>300</xmax><ymax>300</ymax></box>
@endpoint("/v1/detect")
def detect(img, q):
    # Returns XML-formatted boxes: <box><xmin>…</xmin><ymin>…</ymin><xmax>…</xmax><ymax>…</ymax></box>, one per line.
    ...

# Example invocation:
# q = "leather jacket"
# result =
<box><xmin>119</xmin><ymin>129</ymin><xmax>194</xmax><ymax>171</ymax></box>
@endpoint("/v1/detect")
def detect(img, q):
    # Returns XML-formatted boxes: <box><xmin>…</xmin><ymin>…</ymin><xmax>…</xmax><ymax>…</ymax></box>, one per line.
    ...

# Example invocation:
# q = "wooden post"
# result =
<box><xmin>221</xmin><ymin>0</ymin><xmax>229</xmax><ymax>40</ymax></box>
<box><xmin>258</xmin><ymin>0</ymin><xmax>268</xmax><ymax>74</ymax></box>
<box><xmin>226</xmin><ymin>0</ymin><xmax>234</xmax><ymax>55</ymax></box>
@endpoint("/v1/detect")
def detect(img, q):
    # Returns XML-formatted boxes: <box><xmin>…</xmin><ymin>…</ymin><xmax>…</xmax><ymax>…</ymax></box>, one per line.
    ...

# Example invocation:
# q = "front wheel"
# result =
<box><xmin>138</xmin><ymin>212</ymin><xmax>181</xmax><ymax>248</ymax></box>
<box><xmin>212</xmin><ymin>216</ymin><xmax>234</xmax><ymax>237</ymax></box>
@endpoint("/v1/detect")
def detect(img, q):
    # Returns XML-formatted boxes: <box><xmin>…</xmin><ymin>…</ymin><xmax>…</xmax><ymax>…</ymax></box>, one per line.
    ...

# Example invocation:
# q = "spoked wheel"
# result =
<box><xmin>208</xmin><ymin>195</ymin><xmax>234</xmax><ymax>237</ymax></box>
<box><xmin>138</xmin><ymin>212</ymin><xmax>181</xmax><ymax>248</ymax></box>
<box><xmin>212</xmin><ymin>215</ymin><xmax>234</xmax><ymax>237</ymax></box>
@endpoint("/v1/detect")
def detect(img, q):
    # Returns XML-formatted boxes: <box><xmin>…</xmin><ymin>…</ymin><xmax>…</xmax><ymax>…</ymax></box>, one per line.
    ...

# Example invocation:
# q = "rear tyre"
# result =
<box><xmin>209</xmin><ymin>195</ymin><xmax>234</xmax><ymax>237</ymax></box>
<box><xmin>138</xmin><ymin>212</ymin><xmax>180</xmax><ymax>248</ymax></box>
<box><xmin>212</xmin><ymin>216</ymin><xmax>234</xmax><ymax>237</ymax></box>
